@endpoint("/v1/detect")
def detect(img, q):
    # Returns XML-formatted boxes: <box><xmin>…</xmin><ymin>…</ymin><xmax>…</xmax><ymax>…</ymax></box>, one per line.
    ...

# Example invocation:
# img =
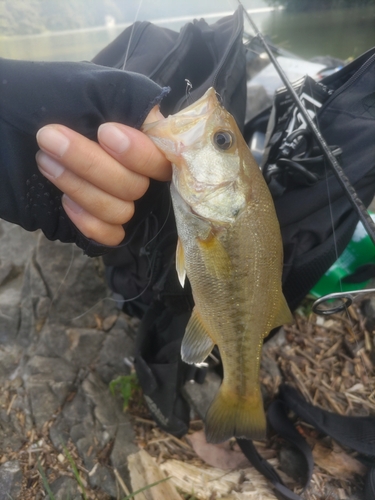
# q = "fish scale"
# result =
<box><xmin>143</xmin><ymin>87</ymin><xmax>292</xmax><ymax>443</ymax></box>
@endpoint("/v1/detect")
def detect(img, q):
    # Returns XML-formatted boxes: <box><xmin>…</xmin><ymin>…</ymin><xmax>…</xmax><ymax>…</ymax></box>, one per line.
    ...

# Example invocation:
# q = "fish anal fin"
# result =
<box><xmin>205</xmin><ymin>384</ymin><xmax>266</xmax><ymax>444</ymax></box>
<box><xmin>181</xmin><ymin>309</ymin><xmax>215</xmax><ymax>364</ymax></box>
<box><xmin>176</xmin><ymin>237</ymin><xmax>186</xmax><ymax>287</ymax></box>
<box><xmin>270</xmin><ymin>293</ymin><xmax>293</xmax><ymax>334</ymax></box>
<box><xmin>197</xmin><ymin>233</ymin><xmax>231</xmax><ymax>279</ymax></box>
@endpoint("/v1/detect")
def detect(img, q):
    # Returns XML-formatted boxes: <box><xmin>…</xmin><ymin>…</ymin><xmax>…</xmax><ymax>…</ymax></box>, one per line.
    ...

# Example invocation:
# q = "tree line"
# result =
<box><xmin>266</xmin><ymin>0</ymin><xmax>375</xmax><ymax>11</ymax></box>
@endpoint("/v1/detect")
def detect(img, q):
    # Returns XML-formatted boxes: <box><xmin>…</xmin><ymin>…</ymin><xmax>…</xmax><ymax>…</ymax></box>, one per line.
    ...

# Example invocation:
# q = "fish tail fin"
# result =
<box><xmin>205</xmin><ymin>384</ymin><xmax>266</xmax><ymax>444</ymax></box>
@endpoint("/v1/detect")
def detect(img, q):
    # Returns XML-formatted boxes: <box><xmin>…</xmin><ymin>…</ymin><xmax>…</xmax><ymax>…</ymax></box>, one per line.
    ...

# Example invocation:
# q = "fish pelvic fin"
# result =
<box><xmin>181</xmin><ymin>308</ymin><xmax>215</xmax><ymax>364</ymax></box>
<box><xmin>205</xmin><ymin>384</ymin><xmax>266</xmax><ymax>444</ymax></box>
<box><xmin>176</xmin><ymin>237</ymin><xmax>186</xmax><ymax>287</ymax></box>
<box><xmin>271</xmin><ymin>293</ymin><xmax>293</xmax><ymax>332</ymax></box>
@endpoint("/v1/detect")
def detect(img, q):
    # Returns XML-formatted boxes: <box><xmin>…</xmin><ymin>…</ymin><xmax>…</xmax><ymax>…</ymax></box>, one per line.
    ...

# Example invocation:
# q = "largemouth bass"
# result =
<box><xmin>142</xmin><ymin>87</ymin><xmax>292</xmax><ymax>443</ymax></box>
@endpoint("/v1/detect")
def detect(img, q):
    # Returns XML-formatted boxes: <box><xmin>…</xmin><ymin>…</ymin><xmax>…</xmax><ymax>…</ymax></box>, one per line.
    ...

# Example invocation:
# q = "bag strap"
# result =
<box><xmin>237</xmin><ymin>384</ymin><xmax>375</xmax><ymax>500</ymax></box>
<box><xmin>237</xmin><ymin>438</ymin><xmax>304</xmax><ymax>500</ymax></box>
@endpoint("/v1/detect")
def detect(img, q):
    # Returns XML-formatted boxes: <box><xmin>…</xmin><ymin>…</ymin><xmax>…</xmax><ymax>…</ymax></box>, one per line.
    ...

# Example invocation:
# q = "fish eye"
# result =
<box><xmin>213</xmin><ymin>130</ymin><xmax>234</xmax><ymax>151</ymax></box>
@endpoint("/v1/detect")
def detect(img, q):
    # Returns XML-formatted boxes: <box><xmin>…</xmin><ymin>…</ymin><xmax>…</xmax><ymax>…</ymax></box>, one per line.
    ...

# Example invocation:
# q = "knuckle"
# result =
<box><xmin>114</xmin><ymin>201</ymin><xmax>134</xmax><ymax>224</ymax></box>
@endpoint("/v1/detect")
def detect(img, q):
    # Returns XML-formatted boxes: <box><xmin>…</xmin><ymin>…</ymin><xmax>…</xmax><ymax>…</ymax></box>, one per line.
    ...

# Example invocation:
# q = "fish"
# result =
<box><xmin>142</xmin><ymin>87</ymin><xmax>292</xmax><ymax>443</ymax></box>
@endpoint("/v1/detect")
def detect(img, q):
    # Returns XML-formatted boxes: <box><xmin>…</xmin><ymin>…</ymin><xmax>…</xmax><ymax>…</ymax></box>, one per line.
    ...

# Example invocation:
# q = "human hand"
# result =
<box><xmin>36</xmin><ymin>106</ymin><xmax>171</xmax><ymax>246</ymax></box>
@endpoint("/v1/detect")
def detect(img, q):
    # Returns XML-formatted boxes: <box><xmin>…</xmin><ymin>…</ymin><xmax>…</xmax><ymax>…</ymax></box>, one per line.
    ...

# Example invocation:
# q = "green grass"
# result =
<box><xmin>121</xmin><ymin>476</ymin><xmax>171</xmax><ymax>499</ymax></box>
<box><xmin>37</xmin><ymin>460</ymin><xmax>58</xmax><ymax>500</ymax></box>
<box><xmin>109</xmin><ymin>373</ymin><xmax>140</xmax><ymax>411</ymax></box>
<box><xmin>38</xmin><ymin>440</ymin><xmax>171</xmax><ymax>500</ymax></box>
<box><xmin>62</xmin><ymin>444</ymin><xmax>88</xmax><ymax>500</ymax></box>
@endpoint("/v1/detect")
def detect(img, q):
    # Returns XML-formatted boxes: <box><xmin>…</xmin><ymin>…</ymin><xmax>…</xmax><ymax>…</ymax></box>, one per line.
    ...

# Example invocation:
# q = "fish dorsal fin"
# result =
<box><xmin>176</xmin><ymin>237</ymin><xmax>186</xmax><ymax>288</ymax></box>
<box><xmin>270</xmin><ymin>293</ymin><xmax>293</xmax><ymax>334</ymax></box>
<box><xmin>181</xmin><ymin>308</ymin><xmax>215</xmax><ymax>364</ymax></box>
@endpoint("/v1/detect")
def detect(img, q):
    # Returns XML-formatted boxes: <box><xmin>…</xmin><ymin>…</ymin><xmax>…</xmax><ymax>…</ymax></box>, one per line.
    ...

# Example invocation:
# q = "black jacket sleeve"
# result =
<box><xmin>0</xmin><ymin>57</ymin><xmax>168</xmax><ymax>256</ymax></box>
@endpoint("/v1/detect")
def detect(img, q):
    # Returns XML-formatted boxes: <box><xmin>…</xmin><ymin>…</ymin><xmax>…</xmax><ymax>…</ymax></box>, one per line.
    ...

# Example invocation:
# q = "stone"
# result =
<box><xmin>0</xmin><ymin>413</ymin><xmax>25</xmax><ymax>453</ymax></box>
<box><xmin>34</xmin><ymin>235</ymin><xmax>116</xmax><ymax>329</ymax></box>
<box><xmin>65</xmin><ymin>328</ymin><xmax>105</xmax><ymax>368</ymax></box>
<box><xmin>0</xmin><ymin>344</ymin><xmax>22</xmax><ymax>380</ymax></box>
<box><xmin>183</xmin><ymin>370</ymin><xmax>221</xmax><ymax>419</ymax></box>
<box><xmin>0</xmin><ymin>259</ymin><xmax>16</xmax><ymax>287</ymax></box>
<box><xmin>17</xmin><ymin>259</ymin><xmax>49</xmax><ymax>346</ymax></box>
<box><xmin>46</xmin><ymin>475</ymin><xmax>82</xmax><ymax>500</ymax></box>
<box><xmin>0</xmin><ymin>461</ymin><xmax>23</xmax><ymax>500</ymax></box>
<box><xmin>25</xmin><ymin>356</ymin><xmax>77</xmax><ymax>428</ymax></box>
<box><xmin>110</xmin><ymin>421</ymin><xmax>138</xmax><ymax>487</ymax></box>
<box><xmin>0</xmin><ymin>275</ymin><xmax>23</xmax><ymax>345</ymax></box>
<box><xmin>0</xmin><ymin>220</ymin><xmax>39</xmax><ymax>266</ymax></box>
<box><xmin>88</xmin><ymin>464</ymin><xmax>117</xmax><ymax>497</ymax></box>
<box><xmin>102</xmin><ymin>314</ymin><xmax>118</xmax><ymax>332</ymax></box>
<box><xmin>96</xmin><ymin>327</ymin><xmax>134</xmax><ymax>384</ymax></box>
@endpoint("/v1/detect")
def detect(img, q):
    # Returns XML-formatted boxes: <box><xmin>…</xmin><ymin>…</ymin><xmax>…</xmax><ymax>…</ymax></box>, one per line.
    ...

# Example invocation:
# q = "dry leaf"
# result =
<box><xmin>187</xmin><ymin>430</ymin><xmax>250</xmax><ymax>469</ymax></box>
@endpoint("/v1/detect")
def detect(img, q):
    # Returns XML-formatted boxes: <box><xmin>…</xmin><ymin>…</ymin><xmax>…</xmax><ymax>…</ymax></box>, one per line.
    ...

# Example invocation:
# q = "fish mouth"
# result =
<box><xmin>142</xmin><ymin>87</ymin><xmax>220</xmax><ymax>156</ymax></box>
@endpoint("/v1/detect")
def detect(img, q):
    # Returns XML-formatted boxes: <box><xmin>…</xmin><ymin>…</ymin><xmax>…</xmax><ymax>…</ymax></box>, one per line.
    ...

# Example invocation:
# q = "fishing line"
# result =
<box><xmin>70</xmin><ymin>195</ymin><xmax>173</xmax><ymax>322</ymax></box>
<box><xmin>121</xmin><ymin>0</ymin><xmax>144</xmax><ymax>71</ymax></box>
<box><xmin>36</xmin><ymin>236</ymin><xmax>76</xmax><ymax>322</ymax></box>
<box><xmin>236</xmin><ymin>0</ymin><xmax>375</xmax><ymax>247</ymax></box>
<box><xmin>185</xmin><ymin>79</ymin><xmax>193</xmax><ymax>106</ymax></box>
<box><xmin>300</xmin><ymin>35</ymin><xmax>369</xmax><ymax>378</ymax></box>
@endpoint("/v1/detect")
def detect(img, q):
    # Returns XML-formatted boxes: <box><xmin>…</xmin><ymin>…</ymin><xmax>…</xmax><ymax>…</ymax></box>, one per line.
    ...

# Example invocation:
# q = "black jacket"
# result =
<box><xmin>0</xmin><ymin>57</ymin><xmax>168</xmax><ymax>256</ymax></box>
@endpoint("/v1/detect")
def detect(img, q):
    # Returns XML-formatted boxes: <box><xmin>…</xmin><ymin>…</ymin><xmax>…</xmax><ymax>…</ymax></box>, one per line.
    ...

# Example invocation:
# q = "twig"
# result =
<box><xmin>114</xmin><ymin>467</ymin><xmax>130</xmax><ymax>496</ymax></box>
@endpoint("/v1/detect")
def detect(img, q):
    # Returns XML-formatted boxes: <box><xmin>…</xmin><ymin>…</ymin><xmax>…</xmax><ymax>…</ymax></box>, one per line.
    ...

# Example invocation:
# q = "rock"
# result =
<box><xmin>0</xmin><ymin>220</ymin><xmax>39</xmax><ymax>266</ymax></box>
<box><xmin>102</xmin><ymin>314</ymin><xmax>118</xmax><ymax>332</ymax></box>
<box><xmin>0</xmin><ymin>461</ymin><xmax>23</xmax><ymax>500</ymax></box>
<box><xmin>88</xmin><ymin>464</ymin><xmax>117</xmax><ymax>497</ymax></box>
<box><xmin>25</xmin><ymin>356</ymin><xmax>77</xmax><ymax>428</ymax></box>
<box><xmin>50</xmin><ymin>371</ymin><xmax>138</xmax><ymax>494</ymax></box>
<box><xmin>0</xmin><ymin>344</ymin><xmax>22</xmax><ymax>380</ymax></box>
<box><xmin>82</xmin><ymin>372</ymin><xmax>138</xmax><ymax>488</ymax></box>
<box><xmin>0</xmin><ymin>275</ymin><xmax>23</xmax><ymax>345</ymax></box>
<box><xmin>50</xmin><ymin>389</ymin><xmax>94</xmax><ymax>454</ymax></box>
<box><xmin>96</xmin><ymin>327</ymin><xmax>134</xmax><ymax>384</ymax></box>
<box><xmin>110</xmin><ymin>419</ymin><xmax>139</xmax><ymax>487</ymax></box>
<box><xmin>0</xmin><ymin>412</ymin><xmax>25</xmax><ymax>453</ymax></box>
<box><xmin>17</xmin><ymin>259</ymin><xmax>49</xmax><ymax>346</ymax></box>
<box><xmin>0</xmin><ymin>259</ymin><xmax>16</xmax><ymax>287</ymax></box>
<box><xmin>0</xmin><ymin>226</ymin><xmax>141</xmax><ymax>498</ymax></box>
<box><xmin>34</xmin><ymin>235</ymin><xmax>116</xmax><ymax>328</ymax></box>
<box><xmin>46</xmin><ymin>475</ymin><xmax>82</xmax><ymax>500</ymax></box>
<box><xmin>183</xmin><ymin>370</ymin><xmax>221</xmax><ymax>419</ymax></box>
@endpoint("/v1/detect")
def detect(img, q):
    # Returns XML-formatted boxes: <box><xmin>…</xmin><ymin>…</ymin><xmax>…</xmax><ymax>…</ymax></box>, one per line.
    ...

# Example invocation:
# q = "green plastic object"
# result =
<box><xmin>310</xmin><ymin>213</ymin><xmax>375</xmax><ymax>298</ymax></box>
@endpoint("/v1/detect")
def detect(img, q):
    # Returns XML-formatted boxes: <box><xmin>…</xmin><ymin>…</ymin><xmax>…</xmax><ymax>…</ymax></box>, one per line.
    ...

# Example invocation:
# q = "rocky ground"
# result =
<box><xmin>0</xmin><ymin>219</ymin><xmax>373</xmax><ymax>500</ymax></box>
<box><xmin>0</xmin><ymin>220</ymin><xmax>139</xmax><ymax>499</ymax></box>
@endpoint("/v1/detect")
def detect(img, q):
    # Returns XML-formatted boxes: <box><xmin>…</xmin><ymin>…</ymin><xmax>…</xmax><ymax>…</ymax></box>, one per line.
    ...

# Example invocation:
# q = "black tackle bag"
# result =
<box><xmin>92</xmin><ymin>10</ymin><xmax>375</xmax><ymax>499</ymax></box>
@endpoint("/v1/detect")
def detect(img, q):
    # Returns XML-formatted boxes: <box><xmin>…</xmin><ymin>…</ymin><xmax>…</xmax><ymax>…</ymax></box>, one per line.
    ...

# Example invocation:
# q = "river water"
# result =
<box><xmin>1</xmin><ymin>3</ymin><xmax>374</xmax><ymax>63</ymax></box>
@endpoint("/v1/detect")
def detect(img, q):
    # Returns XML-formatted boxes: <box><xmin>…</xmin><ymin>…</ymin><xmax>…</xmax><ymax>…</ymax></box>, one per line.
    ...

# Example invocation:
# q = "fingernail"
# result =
<box><xmin>36</xmin><ymin>151</ymin><xmax>65</xmax><ymax>178</ymax></box>
<box><xmin>37</xmin><ymin>126</ymin><xmax>70</xmax><ymax>158</ymax></box>
<box><xmin>98</xmin><ymin>123</ymin><xmax>130</xmax><ymax>154</ymax></box>
<box><xmin>62</xmin><ymin>195</ymin><xmax>83</xmax><ymax>214</ymax></box>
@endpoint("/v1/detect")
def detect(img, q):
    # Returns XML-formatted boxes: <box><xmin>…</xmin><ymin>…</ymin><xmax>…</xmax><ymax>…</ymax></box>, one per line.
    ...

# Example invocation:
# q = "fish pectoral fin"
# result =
<box><xmin>270</xmin><ymin>293</ymin><xmax>293</xmax><ymax>333</ymax></box>
<box><xmin>181</xmin><ymin>309</ymin><xmax>215</xmax><ymax>364</ymax></box>
<box><xmin>197</xmin><ymin>233</ymin><xmax>231</xmax><ymax>279</ymax></box>
<box><xmin>176</xmin><ymin>237</ymin><xmax>186</xmax><ymax>288</ymax></box>
<box><xmin>205</xmin><ymin>384</ymin><xmax>266</xmax><ymax>444</ymax></box>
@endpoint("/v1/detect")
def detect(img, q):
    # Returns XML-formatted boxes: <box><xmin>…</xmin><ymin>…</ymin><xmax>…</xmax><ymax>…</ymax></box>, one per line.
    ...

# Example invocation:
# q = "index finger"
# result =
<box><xmin>98</xmin><ymin>122</ymin><xmax>172</xmax><ymax>182</ymax></box>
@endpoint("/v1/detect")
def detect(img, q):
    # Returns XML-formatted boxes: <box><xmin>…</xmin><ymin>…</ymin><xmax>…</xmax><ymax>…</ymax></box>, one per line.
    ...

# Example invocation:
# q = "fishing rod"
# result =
<box><xmin>237</xmin><ymin>0</ymin><xmax>375</xmax><ymax>246</ymax></box>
